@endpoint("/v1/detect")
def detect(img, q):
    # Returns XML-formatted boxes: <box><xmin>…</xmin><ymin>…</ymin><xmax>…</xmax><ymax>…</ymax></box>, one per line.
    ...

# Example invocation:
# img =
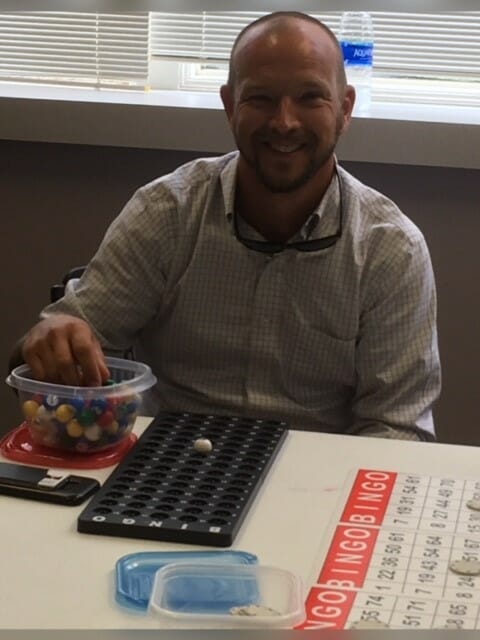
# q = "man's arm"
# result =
<box><xmin>9</xmin><ymin>183</ymin><xmax>173</xmax><ymax>385</ymax></box>
<box><xmin>350</xmin><ymin>228</ymin><xmax>441</xmax><ymax>442</ymax></box>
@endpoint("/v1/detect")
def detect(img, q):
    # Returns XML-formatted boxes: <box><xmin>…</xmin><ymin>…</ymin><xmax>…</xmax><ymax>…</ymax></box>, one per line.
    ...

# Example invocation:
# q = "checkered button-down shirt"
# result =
<box><xmin>43</xmin><ymin>152</ymin><xmax>441</xmax><ymax>440</ymax></box>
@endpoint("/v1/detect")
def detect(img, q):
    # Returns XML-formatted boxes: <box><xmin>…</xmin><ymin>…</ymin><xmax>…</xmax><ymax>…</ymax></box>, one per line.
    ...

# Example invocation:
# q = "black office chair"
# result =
<box><xmin>50</xmin><ymin>266</ymin><xmax>86</xmax><ymax>303</ymax></box>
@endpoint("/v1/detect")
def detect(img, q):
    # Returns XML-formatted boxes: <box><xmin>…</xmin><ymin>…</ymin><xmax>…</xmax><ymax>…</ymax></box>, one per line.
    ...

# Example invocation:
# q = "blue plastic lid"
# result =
<box><xmin>115</xmin><ymin>550</ymin><xmax>258</xmax><ymax>612</ymax></box>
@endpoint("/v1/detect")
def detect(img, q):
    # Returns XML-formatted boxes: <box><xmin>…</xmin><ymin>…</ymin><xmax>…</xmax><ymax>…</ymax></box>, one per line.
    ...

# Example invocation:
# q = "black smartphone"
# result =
<box><xmin>0</xmin><ymin>461</ymin><xmax>100</xmax><ymax>506</ymax></box>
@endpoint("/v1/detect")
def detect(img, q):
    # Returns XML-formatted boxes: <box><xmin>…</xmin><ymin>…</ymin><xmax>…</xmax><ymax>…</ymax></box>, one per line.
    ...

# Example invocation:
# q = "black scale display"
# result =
<box><xmin>78</xmin><ymin>412</ymin><xmax>288</xmax><ymax>547</ymax></box>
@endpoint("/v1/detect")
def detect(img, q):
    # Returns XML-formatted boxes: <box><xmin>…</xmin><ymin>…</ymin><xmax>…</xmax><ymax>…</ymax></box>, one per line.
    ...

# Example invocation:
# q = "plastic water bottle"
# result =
<box><xmin>339</xmin><ymin>12</ymin><xmax>374</xmax><ymax>114</ymax></box>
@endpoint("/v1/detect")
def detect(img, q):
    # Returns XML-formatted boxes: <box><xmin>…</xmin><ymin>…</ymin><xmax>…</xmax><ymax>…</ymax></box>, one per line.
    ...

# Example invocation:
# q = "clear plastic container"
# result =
<box><xmin>6</xmin><ymin>356</ymin><xmax>156</xmax><ymax>454</ymax></box>
<box><xmin>149</xmin><ymin>562</ymin><xmax>305</xmax><ymax>628</ymax></box>
<box><xmin>116</xmin><ymin>550</ymin><xmax>258</xmax><ymax>612</ymax></box>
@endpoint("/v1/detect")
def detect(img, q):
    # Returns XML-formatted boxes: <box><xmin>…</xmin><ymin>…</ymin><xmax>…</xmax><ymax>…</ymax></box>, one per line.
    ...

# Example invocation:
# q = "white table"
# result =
<box><xmin>1</xmin><ymin>417</ymin><xmax>479</xmax><ymax>629</ymax></box>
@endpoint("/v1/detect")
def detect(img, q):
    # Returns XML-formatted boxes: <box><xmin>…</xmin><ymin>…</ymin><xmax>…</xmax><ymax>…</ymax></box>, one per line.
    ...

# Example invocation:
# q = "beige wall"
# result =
<box><xmin>2</xmin><ymin>140</ymin><xmax>479</xmax><ymax>445</ymax></box>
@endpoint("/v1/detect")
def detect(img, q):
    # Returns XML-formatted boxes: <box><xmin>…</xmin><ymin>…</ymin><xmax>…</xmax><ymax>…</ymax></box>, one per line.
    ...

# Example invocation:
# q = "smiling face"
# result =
<box><xmin>221</xmin><ymin>18</ymin><xmax>354</xmax><ymax>194</ymax></box>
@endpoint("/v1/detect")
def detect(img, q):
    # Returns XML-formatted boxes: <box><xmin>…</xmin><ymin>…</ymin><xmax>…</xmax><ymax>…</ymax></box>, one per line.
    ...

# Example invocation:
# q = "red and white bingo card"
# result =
<box><xmin>297</xmin><ymin>469</ymin><xmax>480</xmax><ymax>630</ymax></box>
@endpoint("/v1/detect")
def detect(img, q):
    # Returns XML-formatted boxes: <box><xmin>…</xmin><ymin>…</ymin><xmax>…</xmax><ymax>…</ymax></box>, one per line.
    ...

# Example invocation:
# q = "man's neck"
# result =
<box><xmin>235</xmin><ymin>159</ymin><xmax>335</xmax><ymax>243</ymax></box>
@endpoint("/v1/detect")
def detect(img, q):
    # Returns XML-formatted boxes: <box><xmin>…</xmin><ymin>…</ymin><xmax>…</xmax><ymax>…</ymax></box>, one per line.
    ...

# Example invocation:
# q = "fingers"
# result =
<box><xmin>22</xmin><ymin>315</ymin><xmax>110</xmax><ymax>387</ymax></box>
<box><xmin>95</xmin><ymin>343</ymin><xmax>111</xmax><ymax>384</ymax></box>
<box><xmin>70</xmin><ymin>330</ymin><xmax>109</xmax><ymax>386</ymax></box>
<box><xmin>24</xmin><ymin>326</ymin><xmax>68</xmax><ymax>382</ymax></box>
<box><xmin>27</xmin><ymin>352</ymin><xmax>50</xmax><ymax>383</ymax></box>
<box><xmin>50</xmin><ymin>329</ymin><xmax>84</xmax><ymax>385</ymax></box>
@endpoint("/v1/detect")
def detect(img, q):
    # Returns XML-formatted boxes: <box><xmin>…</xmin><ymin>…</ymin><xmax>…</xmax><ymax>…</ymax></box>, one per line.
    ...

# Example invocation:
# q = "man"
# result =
<box><xmin>11</xmin><ymin>12</ymin><xmax>441</xmax><ymax>440</ymax></box>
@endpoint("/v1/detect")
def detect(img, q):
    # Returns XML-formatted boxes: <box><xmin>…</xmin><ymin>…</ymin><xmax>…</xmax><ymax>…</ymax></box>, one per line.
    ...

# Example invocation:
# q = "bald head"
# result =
<box><xmin>227</xmin><ymin>12</ymin><xmax>346</xmax><ymax>92</ymax></box>
<box><xmin>219</xmin><ymin>10</ymin><xmax>355</xmax><ymax>197</ymax></box>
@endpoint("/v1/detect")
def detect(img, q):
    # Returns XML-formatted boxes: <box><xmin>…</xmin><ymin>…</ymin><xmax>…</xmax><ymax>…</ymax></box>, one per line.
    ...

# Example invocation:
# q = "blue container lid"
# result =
<box><xmin>115</xmin><ymin>550</ymin><xmax>258</xmax><ymax>612</ymax></box>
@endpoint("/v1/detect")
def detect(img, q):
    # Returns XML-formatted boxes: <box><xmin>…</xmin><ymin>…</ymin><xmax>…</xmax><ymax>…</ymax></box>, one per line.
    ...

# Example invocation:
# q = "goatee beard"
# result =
<box><xmin>241</xmin><ymin>144</ymin><xmax>336</xmax><ymax>193</ymax></box>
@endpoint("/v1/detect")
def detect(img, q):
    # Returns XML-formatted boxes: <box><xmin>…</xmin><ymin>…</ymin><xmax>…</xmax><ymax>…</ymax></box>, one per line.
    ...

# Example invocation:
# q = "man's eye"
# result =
<box><xmin>301</xmin><ymin>92</ymin><xmax>327</xmax><ymax>102</ymax></box>
<box><xmin>246</xmin><ymin>95</ymin><xmax>271</xmax><ymax>103</ymax></box>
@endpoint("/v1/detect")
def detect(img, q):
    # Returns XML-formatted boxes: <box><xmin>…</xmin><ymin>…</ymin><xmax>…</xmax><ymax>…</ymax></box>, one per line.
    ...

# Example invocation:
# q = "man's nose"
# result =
<box><xmin>269</xmin><ymin>96</ymin><xmax>300</xmax><ymax>133</ymax></box>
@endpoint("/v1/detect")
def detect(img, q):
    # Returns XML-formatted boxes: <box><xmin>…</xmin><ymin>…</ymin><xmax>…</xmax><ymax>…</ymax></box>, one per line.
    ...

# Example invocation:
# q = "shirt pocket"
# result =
<box><xmin>279</xmin><ymin>325</ymin><xmax>356</xmax><ymax>405</ymax></box>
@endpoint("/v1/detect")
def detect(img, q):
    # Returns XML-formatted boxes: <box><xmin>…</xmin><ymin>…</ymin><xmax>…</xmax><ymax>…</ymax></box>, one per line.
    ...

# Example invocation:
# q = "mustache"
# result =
<box><xmin>253</xmin><ymin>127</ymin><xmax>317</xmax><ymax>146</ymax></box>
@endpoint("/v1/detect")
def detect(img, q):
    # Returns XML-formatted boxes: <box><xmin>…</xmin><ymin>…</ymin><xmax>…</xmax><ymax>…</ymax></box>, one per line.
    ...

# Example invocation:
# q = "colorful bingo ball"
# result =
<box><xmin>6</xmin><ymin>357</ymin><xmax>156</xmax><ymax>454</ymax></box>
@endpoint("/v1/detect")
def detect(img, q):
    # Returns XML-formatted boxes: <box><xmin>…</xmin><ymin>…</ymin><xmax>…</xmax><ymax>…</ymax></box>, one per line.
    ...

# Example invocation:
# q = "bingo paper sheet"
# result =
<box><xmin>297</xmin><ymin>469</ymin><xmax>480</xmax><ymax>630</ymax></box>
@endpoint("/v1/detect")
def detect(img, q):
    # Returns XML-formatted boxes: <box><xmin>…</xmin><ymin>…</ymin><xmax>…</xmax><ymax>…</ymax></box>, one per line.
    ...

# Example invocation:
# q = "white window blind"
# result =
<box><xmin>150</xmin><ymin>12</ymin><xmax>260</xmax><ymax>61</ymax></box>
<box><xmin>0</xmin><ymin>12</ymin><xmax>150</xmax><ymax>89</ymax></box>
<box><xmin>150</xmin><ymin>11</ymin><xmax>480</xmax><ymax>104</ymax></box>
<box><xmin>1</xmin><ymin>12</ymin><xmax>478</xmax><ymax>103</ymax></box>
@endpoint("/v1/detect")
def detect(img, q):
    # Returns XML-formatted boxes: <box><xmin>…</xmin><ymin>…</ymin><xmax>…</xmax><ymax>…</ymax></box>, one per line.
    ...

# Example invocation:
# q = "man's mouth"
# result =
<box><xmin>264</xmin><ymin>141</ymin><xmax>304</xmax><ymax>153</ymax></box>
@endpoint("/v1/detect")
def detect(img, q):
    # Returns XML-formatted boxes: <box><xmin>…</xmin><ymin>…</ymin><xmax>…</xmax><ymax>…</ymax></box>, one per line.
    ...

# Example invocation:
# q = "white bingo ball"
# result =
<box><xmin>194</xmin><ymin>438</ymin><xmax>213</xmax><ymax>454</ymax></box>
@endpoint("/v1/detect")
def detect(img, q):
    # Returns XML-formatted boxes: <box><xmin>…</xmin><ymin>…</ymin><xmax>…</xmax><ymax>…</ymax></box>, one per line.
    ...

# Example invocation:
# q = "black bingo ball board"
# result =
<box><xmin>77</xmin><ymin>412</ymin><xmax>288</xmax><ymax>547</ymax></box>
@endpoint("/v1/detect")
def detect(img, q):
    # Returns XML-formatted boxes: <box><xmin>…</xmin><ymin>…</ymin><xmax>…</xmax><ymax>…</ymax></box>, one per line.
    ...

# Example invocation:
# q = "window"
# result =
<box><xmin>0</xmin><ymin>11</ymin><xmax>479</xmax><ymax>108</ymax></box>
<box><xmin>0</xmin><ymin>12</ymin><xmax>149</xmax><ymax>89</ymax></box>
<box><xmin>150</xmin><ymin>11</ymin><xmax>480</xmax><ymax>107</ymax></box>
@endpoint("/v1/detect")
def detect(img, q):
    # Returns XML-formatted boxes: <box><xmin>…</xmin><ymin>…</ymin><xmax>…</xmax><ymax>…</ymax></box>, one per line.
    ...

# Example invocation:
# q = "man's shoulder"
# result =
<box><xmin>338</xmin><ymin>165</ymin><xmax>424</xmax><ymax>245</ymax></box>
<box><xmin>141</xmin><ymin>151</ymin><xmax>237</xmax><ymax>200</ymax></box>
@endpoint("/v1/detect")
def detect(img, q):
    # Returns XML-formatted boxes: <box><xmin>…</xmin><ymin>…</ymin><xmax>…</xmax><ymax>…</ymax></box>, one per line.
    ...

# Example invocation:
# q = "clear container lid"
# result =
<box><xmin>115</xmin><ymin>550</ymin><xmax>258</xmax><ymax>612</ymax></box>
<box><xmin>6</xmin><ymin>356</ymin><xmax>157</xmax><ymax>399</ymax></box>
<box><xmin>149</xmin><ymin>562</ymin><xmax>305</xmax><ymax>628</ymax></box>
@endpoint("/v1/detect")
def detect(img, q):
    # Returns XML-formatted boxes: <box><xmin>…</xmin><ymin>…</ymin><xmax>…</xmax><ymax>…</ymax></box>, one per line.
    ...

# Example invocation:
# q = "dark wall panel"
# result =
<box><xmin>1</xmin><ymin>140</ymin><xmax>478</xmax><ymax>446</ymax></box>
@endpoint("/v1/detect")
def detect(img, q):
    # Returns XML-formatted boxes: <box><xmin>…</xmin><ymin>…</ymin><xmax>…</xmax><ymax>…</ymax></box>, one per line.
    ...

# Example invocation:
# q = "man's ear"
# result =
<box><xmin>340</xmin><ymin>84</ymin><xmax>356</xmax><ymax>133</ymax></box>
<box><xmin>220</xmin><ymin>84</ymin><xmax>234</xmax><ymax>121</ymax></box>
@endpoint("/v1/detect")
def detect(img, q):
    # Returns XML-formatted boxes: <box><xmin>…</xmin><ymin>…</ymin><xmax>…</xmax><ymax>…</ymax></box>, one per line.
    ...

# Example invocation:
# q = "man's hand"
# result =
<box><xmin>22</xmin><ymin>314</ymin><xmax>110</xmax><ymax>386</ymax></box>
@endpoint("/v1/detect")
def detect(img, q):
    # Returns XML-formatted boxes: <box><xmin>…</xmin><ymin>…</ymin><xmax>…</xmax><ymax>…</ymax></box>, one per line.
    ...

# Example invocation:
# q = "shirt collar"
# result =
<box><xmin>220</xmin><ymin>152</ymin><xmax>341</xmax><ymax>242</ymax></box>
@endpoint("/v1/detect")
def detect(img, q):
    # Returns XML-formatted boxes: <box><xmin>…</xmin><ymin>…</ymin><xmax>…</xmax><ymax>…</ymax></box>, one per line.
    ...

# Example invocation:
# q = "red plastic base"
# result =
<box><xmin>0</xmin><ymin>422</ymin><xmax>137</xmax><ymax>469</ymax></box>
